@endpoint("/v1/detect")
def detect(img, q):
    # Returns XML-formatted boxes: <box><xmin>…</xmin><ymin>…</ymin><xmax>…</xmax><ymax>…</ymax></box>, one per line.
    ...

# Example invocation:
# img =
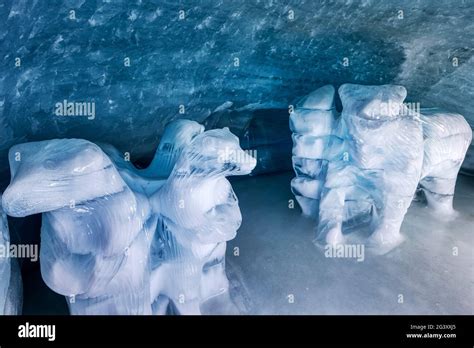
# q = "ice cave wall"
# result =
<box><xmin>1</xmin><ymin>0</ymin><xmax>473</xmax><ymax>184</ymax></box>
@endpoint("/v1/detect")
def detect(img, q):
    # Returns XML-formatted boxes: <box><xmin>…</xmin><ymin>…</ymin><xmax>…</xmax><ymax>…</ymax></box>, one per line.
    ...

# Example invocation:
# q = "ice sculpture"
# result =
<box><xmin>142</xmin><ymin>120</ymin><xmax>205</xmax><ymax>178</ymax></box>
<box><xmin>2</xmin><ymin>139</ymin><xmax>155</xmax><ymax>314</ymax></box>
<box><xmin>419</xmin><ymin>109</ymin><xmax>472</xmax><ymax>215</ymax></box>
<box><xmin>0</xmin><ymin>198</ymin><xmax>22</xmax><ymax>315</ymax></box>
<box><xmin>99</xmin><ymin>119</ymin><xmax>204</xmax><ymax>195</ymax></box>
<box><xmin>204</xmin><ymin>107</ymin><xmax>293</xmax><ymax>175</ymax></box>
<box><xmin>291</xmin><ymin>84</ymin><xmax>471</xmax><ymax>250</ymax></box>
<box><xmin>1</xmin><ymin>120</ymin><xmax>253</xmax><ymax>315</ymax></box>
<box><xmin>150</xmin><ymin>128</ymin><xmax>257</xmax><ymax>314</ymax></box>
<box><xmin>290</xmin><ymin>85</ymin><xmax>338</xmax><ymax>218</ymax></box>
<box><xmin>102</xmin><ymin>119</ymin><xmax>205</xmax><ymax>180</ymax></box>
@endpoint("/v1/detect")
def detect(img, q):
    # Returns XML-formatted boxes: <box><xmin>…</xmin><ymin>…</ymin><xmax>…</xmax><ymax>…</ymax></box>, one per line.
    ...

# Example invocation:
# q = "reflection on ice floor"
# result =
<box><xmin>227</xmin><ymin>171</ymin><xmax>474</xmax><ymax>315</ymax></box>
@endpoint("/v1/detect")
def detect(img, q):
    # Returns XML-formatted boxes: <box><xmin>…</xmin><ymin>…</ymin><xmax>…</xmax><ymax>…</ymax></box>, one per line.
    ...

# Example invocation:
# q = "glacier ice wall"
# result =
<box><xmin>291</xmin><ymin>84</ymin><xmax>471</xmax><ymax>251</ymax></box>
<box><xmin>1</xmin><ymin>0</ymin><xmax>473</xmax><ymax>183</ymax></box>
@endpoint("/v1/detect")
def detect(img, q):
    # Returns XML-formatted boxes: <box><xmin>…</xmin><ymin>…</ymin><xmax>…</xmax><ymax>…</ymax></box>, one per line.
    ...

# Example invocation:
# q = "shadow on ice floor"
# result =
<box><xmin>227</xmin><ymin>171</ymin><xmax>474</xmax><ymax>315</ymax></box>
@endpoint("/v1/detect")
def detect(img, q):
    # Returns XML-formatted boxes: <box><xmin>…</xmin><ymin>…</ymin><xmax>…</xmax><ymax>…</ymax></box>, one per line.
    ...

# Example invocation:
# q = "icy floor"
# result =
<box><xmin>226</xmin><ymin>171</ymin><xmax>474</xmax><ymax>315</ymax></box>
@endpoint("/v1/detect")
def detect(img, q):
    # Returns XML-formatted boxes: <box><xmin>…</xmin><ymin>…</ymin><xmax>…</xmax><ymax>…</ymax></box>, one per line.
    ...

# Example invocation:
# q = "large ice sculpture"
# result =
<box><xmin>1</xmin><ymin>120</ymin><xmax>253</xmax><ymax>315</ymax></box>
<box><xmin>0</xmin><ymin>198</ymin><xmax>22</xmax><ymax>314</ymax></box>
<box><xmin>291</xmin><ymin>84</ymin><xmax>471</xmax><ymax>250</ymax></box>
<box><xmin>2</xmin><ymin>139</ymin><xmax>155</xmax><ymax>314</ymax></box>
<box><xmin>150</xmin><ymin>127</ymin><xmax>257</xmax><ymax>314</ymax></box>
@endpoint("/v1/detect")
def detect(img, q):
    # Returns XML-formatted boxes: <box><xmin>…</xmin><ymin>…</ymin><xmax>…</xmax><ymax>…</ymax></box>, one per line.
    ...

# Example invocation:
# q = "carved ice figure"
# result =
<box><xmin>0</xmin><ymin>198</ymin><xmax>22</xmax><ymax>315</ymax></box>
<box><xmin>333</xmin><ymin>84</ymin><xmax>424</xmax><ymax>248</ymax></box>
<box><xmin>100</xmin><ymin>119</ymin><xmax>204</xmax><ymax>195</ymax></box>
<box><xmin>291</xmin><ymin>84</ymin><xmax>470</xmax><ymax>251</ymax></box>
<box><xmin>1</xmin><ymin>120</ymin><xmax>251</xmax><ymax>315</ymax></box>
<box><xmin>290</xmin><ymin>84</ymin><xmax>339</xmax><ymax>218</ymax></box>
<box><xmin>150</xmin><ymin>127</ymin><xmax>256</xmax><ymax>314</ymax></box>
<box><xmin>142</xmin><ymin>119</ymin><xmax>206</xmax><ymax>178</ymax></box>
<box><xmin>419</xmin><ymin>109</ymin><xmax>472</xmax><ymax>215</ymax></box>
<box><xmin>2</xmin><ymin>139</ymin><xmax>155</xmax><ymax>314</ymax></box>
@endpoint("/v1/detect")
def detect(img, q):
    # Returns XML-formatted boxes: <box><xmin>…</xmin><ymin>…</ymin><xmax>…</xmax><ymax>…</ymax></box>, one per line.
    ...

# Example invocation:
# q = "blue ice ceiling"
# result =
<box><xmin>1</xmin><ymin>0</ymin><xmax>473</xmax><ymax>182</ymax></box>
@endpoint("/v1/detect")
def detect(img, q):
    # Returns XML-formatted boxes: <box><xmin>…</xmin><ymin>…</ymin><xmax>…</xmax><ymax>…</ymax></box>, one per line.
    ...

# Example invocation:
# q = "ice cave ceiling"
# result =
<box><xmin>1</xmin><ymin>0</ymin><xmax>473</xmax><ymax>184</ymax></box>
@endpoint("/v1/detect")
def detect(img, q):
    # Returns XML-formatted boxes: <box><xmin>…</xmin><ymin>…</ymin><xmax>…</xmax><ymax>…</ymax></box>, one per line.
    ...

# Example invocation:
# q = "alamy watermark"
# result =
<box><xmin>324</xmin><ymin>243</ymin><xmax>365</xmax><ymax>262</ymax></box>
<box><xmin>370</xmin><ymin>101</ymin><xmax>420</xmax><ymax>117</ymax></box>
<box><xmin>0</xmin><ymin>242</ymin><xmax>38</xmax><ymax>262</ymax></box>
<box><xmin>54</xmin><ymin>99</ymin><xmax>95</xmax><ymax>120</ymax></box>
<box><xmin>18</xmin><ymin>322</ymin><xmax>55</xmax><ymax>341</ymax></box>
<box><xmin>217</xmin><ymin>147</ymin><xmax>257</xmax><ymax>164</ymax></box>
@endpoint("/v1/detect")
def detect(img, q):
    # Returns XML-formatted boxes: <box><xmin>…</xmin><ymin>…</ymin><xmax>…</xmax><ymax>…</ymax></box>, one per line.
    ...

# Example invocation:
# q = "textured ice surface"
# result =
<box><xmin>1</xmin><ymin>121</ymin><xmax>253</xmax><ymax>315</ymax></box>
<box><xmin>2</xmin><ymin>139</ymin><xmax>155</xmax><ymax>314</ymax></box>
<box><xmin>419</xmin><ymin>109</ymin><xmax>472</xmax><ymax>214</ymax></box>
<box><xmin>291</xmin><ymin>84</ymin><xmax>471</xmax><ymax>251</ymax></box>
<box><xmin>150</xmin><ymin>127</ymin><xmax>256</xmax><ymax>314</ymax></box>
<box><xmin>100</xmin><ymin>119</ymin><xmax>204</xmax><ymax>195</ymax></box>
<box><xmin>0</xmin><ymin>201</ymin><xmax>10</xmax><ymax>313</ymax></box>
<box><xmin>1</xmin><ymin>0</ymin><xmax>473</xmax><ymax>182</ymax></box>
<box><xmin>141</xmin><ymin>119</ymin><xmax>205</xmax><ymax>178</ymax></box>
<box><xmin>290</xmin><ymin>85</ymin><xmax>339</xmax><ymax>218</ymax></box>
<box><xmin>0</xmin><ymin>199</ymin><xmax>22</xmax><ymax>314</ymax></box>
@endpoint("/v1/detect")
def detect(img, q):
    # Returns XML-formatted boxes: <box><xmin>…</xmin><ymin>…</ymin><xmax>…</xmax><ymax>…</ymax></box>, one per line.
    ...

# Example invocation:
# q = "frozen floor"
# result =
<box><xmin>226</xmin><ymin>171</ymin><xmax>474</xmax><ymax>315</ymax></box>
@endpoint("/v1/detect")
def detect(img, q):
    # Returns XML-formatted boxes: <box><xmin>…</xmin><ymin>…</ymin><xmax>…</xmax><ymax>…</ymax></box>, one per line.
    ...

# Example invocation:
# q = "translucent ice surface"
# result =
<box><xmin>2</xmin><ymin>122</ymin><xmax>254</xmax><ymax>315</ymax></box>
<box><xmin>419</xmin><ymin>109</ymin><xmax>472</xmax><ymax>215</ymax></box>
<box><xmin>2</xmin><ymin>139</ymin><xmax>155</xmax><ymax>314</ymax></box>
<box><xmin>0</xmin><ymin>202</ymin><xmax>10</xmax><ymax>313</ymax></box>
<box><xmin>0</xmin><ymin>198</ymin><xmax>22</xmax><ymax>315</ymax></box>
<box><xmin>290</xmin><ymin>85</ymin><xmax>339</xmax><ymax>218</ymax></box>
<box><xmin>141</xmin><ymin>119</ymin><xmax>205</xmax><ymax>179</ymax></box>
<box><xmin>150</xmin><ymin>127</ymin><xmax>256</xmax><ymax>314</ymax></box>
<box><xmin>100</xmin><ymin>119</ymin><xmax>204</xmax><ymax>196</ymax></box>
<box><xmin>291</xmin><ymin>84</ymin><xmax>471</xmax><ymax>252</ymax></box>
